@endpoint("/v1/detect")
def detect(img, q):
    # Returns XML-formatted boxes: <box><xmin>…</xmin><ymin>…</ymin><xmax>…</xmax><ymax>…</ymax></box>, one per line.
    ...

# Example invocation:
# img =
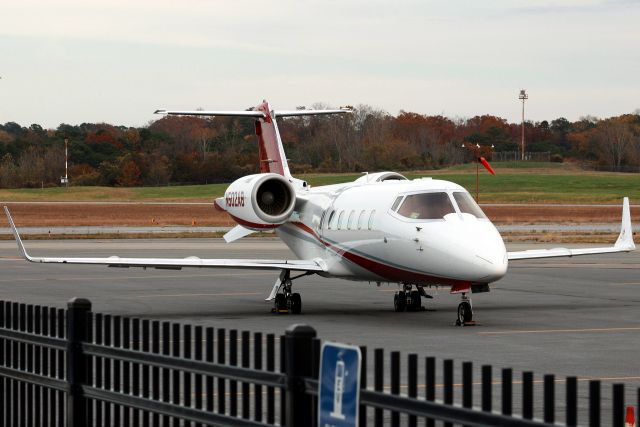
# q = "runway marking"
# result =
<box><xmin>137</xmin><ymin>291</ymin><xmax>261</xmax><ymax>298</ymax></box>
<box><xmin>477</xmin><ymin>327</ymin><xmax>640</xmax><ymax>336</ymax></box>
<box><xmin>609</xmin><ymin>282</ymin><xmax>640</xmax><ymax>287</ymax></box>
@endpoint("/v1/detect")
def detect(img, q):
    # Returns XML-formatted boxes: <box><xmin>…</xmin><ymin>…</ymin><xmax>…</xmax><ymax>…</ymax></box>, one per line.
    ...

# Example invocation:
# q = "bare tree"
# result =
<box><xmin>595</xmin><ymin>119</ymin><xmax>634</xmax><ymax>171</ymax></box>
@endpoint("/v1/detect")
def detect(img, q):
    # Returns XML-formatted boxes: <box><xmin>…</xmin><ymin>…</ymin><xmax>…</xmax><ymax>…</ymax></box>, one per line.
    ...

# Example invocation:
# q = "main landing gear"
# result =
<box><xmin>270</xmin><ymin>270</ymin><xmax>305</xmax><ymax>314</ymax></box>
<box><xmin>455</xmin><ymin>293</ymin><xmax>475</xmax><ymax>326</ymax></box>
<box><xmin>393</xmin><ymin>284</ymin><xmax>429</xmax><ymax>312</ymax></box>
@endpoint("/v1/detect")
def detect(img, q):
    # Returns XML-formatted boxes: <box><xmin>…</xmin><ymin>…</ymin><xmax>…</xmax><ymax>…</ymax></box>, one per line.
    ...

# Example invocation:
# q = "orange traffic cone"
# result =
<box><xmin>627</xmin><ymin>406</ymin><xmax>636</xmax><ymax>427</ymax></box>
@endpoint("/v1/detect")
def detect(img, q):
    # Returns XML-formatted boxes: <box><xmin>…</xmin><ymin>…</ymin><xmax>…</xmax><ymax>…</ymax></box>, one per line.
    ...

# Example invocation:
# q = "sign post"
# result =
<box><xmin>318</xmin><ymin>342</ymin><xmax>361</xmax><ymax>427</ymax></box>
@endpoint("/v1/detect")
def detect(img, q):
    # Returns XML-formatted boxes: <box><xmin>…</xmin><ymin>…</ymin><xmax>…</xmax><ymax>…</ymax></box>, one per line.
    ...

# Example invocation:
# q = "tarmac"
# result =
<box><xmin>0</xmin><ymin>237</ymin><xmax>638</xmax><ymax>421</ymax></box>
<box><xmin>0</xmin><ymin>223</ymin><xmax>629</xmax><ymax>235</ymax></box>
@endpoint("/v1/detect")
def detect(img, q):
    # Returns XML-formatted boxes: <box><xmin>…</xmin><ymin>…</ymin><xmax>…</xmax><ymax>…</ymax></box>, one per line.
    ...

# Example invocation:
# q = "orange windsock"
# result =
<box><xmin>478</xmin><ymin>157</ymin><xmax>496</xmax><ymax>175</ymax></box>
<box><xmin>626</xmin><ymin>406</ymin><xmax>636</xmax><ymax>427</ymax></box>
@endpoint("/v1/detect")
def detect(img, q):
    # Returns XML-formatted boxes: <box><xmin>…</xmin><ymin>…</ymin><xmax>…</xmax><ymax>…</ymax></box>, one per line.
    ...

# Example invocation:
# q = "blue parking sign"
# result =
<box><xmin>318</xmin><ymin>342</ymin><xmax>361</xmax><ymax>427</ymax></box>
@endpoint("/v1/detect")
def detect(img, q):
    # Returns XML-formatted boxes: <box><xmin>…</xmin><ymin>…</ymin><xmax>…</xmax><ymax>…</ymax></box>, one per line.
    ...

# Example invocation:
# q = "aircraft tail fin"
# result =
<box><xmin>254</xmin><ymin>101</ymin><xmax>290</xmax><ymax>177</ymax></box>
<box><xmin>156</xmin><ymin>101</ymin><xmax>352</xmax><ymax>178</ymax></box>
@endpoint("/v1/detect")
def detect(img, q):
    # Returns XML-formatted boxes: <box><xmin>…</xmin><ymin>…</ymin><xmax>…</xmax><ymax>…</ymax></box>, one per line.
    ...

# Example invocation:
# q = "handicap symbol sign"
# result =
<box><xmin>318</xmin><ymin>342</ymin><xmax>361</xmax><ymax>427</ymax></box>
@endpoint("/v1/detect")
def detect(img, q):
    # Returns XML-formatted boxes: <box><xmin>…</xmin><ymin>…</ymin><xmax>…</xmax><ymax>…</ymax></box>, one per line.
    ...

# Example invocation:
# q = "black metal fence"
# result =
<box><xmin>0</xmin><ymin>297</ymin><xmax>638</xmax><ymax>427</ymax></box>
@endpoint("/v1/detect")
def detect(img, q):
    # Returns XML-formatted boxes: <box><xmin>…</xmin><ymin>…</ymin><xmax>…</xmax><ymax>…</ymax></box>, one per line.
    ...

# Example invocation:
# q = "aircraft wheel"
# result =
<box><xmin>410</xmin><ymin>290</ymin><xmax>421</xmax><ymax>311</ymax></box>
<box><xmin>394</xmin><ymin>292</ymin><xmax>406</xmax><ymax>312</ymax></box>
<box><xmin>289</xmin><ymin>293</ymin><xmax>302</xmax><ymax>314</ymax></box>
<box><xmin>275</xmin><ymin>293</ymin><xmax>287</xmax><ymax>311</ymax></box>
<box><xmin>457</xmin><ymin>301</ymin><xmax>473</xmax><ymax>324</ymax></box>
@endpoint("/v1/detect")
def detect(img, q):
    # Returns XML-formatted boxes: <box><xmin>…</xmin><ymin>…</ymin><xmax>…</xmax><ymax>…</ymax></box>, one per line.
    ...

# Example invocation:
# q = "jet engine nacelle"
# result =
<box><xmin>219</xmin><ymin>173</ymin><xmax>296</xmax><ymax>230</ymax></box>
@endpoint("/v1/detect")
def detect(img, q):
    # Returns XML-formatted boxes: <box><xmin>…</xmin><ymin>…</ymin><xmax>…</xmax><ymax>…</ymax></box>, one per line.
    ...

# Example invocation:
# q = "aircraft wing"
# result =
<box><xmin>507</xmin><ymin>197</ymin><xmax>635</xmax><ymax>261</ymax></box>
<box><xmin>3</xmin><ymin>207</ymin><xmax>324</xmax><ymax>272</ymax></box>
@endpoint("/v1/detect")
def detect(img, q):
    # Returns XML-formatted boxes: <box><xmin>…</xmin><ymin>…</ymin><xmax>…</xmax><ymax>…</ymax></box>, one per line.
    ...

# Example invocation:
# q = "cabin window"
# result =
<box><xmin>337</xmin><ymin>210</ymin><xmax>345</xmax><ymax>230</ymax></box>
<box><xmin>327</xmin><ymin>210</ymin><xmax>336</xmax><ymax>229</ymax></box>
<box><xmin>368</xmin><ymin>210</ymin><xmax>376</xmax><ymax>230</ymax></box>
<box><xmin>396</xmin><ymin>192</ymin><xmax>455</xmax><ymax>220</ymax></box>
<box><xmin>453</xmin><ymin>192</ymin><xmax>487</xmax><ymax>219</ymax></box>
<box><xmin>391</xmin><ymin>196</ymin><xmax>403</xmax><ymax>211</ymax></box>
<box><xmin>347</xmin><ymin>210</ymin><xmax>355</xmax><ymax>230</ymax></box>
<box><xmin>357</xmin><ymin>210</ymin><xmax>366</xmax><ymax>229</ymax></box>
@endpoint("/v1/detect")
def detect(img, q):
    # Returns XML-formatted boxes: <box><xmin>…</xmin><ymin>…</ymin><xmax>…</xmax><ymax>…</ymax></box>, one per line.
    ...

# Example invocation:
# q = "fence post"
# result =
<box><xmin>284</xmin><ymin>324</ymin><xmax>316</xmax><ymax>427</ymax></box>
<box><xmin>66</xmin><ymin>298</ymin><xmax>91</xmax><ymax>427</ymax></box>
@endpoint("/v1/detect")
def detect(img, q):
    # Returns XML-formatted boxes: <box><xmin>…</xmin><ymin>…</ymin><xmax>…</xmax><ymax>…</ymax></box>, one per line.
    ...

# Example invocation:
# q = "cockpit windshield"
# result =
<box><xmin>453</xmin><ymin>192</ymin><xmax>487</xmax><ymax>219</ymax></box>
<box><xmin>396</xmin><ymin>192</ymin><xmax>456</xmax><ymax>220</ymax></box>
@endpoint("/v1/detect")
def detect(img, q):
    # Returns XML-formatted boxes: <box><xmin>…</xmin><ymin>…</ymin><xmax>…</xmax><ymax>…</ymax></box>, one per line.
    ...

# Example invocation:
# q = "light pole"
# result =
<box><xmin>518</xmin><ymin>89</ymin><xmax>528</xmax><ymax>161</ymax></box>
<box><xmin>61</xmin><ymin>138</ymin><xmax>69</xmax><ymax>187</ymax></box>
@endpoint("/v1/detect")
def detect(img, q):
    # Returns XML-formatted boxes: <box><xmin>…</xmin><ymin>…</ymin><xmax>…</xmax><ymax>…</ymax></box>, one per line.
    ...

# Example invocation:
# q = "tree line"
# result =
<box><xmin>1</xmin><ymin>106</ymin><xmax>639</xmax><ymax>188</ymax></box>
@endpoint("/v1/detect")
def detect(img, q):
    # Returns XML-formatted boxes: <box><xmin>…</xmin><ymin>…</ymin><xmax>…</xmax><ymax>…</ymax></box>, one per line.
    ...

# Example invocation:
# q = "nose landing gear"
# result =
<box><xmin>455</xmin><ymin>294</ymin><xmax>476</xmax><ymax>326</ymax></box>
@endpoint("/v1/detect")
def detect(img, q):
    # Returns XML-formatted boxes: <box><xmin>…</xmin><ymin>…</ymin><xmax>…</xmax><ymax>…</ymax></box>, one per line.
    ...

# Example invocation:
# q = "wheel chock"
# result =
<box><xmin>455</xmin><ymin>320</ymin><xmax>478</xmax><ymax>327</ymax></box>
<box><xmin>271</xmin><ymin>308</ymin><xmax>290</xmax><ymax>314</ymax></box>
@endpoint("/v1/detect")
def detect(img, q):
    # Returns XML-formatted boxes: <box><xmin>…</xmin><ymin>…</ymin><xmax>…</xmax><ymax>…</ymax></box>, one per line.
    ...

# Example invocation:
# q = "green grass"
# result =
<box><xmin>1</xmin><ymin>163</ymin><xmax>639</xmax><ymax>203</ymax></box>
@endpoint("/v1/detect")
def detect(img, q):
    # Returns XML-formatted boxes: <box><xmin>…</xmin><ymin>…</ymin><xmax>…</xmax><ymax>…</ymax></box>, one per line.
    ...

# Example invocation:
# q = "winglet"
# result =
<box><xmin>614</xmin><ymin>197</ymin><xmax>635</xmax><ymax>251</ymax></box>
<box><xmin>3</xmin><ymin>206</ymin><xmax>33</xmax><ymax>261</ymax></box>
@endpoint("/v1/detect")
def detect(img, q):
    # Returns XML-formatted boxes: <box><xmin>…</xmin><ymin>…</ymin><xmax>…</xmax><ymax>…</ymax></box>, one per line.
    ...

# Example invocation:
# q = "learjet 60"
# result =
<box><xmin>4</xmin><ymin>101</ymin><xmax>635</xmax><ymax>324</ymax></box>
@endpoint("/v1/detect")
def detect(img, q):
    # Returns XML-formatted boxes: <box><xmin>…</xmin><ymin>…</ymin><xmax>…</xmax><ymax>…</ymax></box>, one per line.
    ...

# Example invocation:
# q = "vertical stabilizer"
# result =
<box><xmin>254</xmin><ymin>101</ymin><xmax>291</xmax><ymax>177</ymax></box>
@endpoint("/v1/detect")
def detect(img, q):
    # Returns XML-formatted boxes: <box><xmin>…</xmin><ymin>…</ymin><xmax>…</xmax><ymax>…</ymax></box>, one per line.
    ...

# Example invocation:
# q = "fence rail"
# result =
<box><xmin>1</xmin><ymin>298</ymin><xmax>638</xmax><ymax>426</ymax></box>
<box><xmin>492</xmin><ymin>151</ymin><xmax>551</xmax><ymax>162</ymax></box>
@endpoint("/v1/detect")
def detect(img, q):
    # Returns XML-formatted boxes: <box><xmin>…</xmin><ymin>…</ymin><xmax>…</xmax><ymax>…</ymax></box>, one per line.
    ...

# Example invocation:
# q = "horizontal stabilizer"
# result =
<box><xmin>154</xmin><ymin>107</ymin><xmax>352</xmax><ymax>118</ymax></box>
<box><xmin>155</xmin><ymin>110</ymin><xmax>264</xmax><ymax>118</ymax></box>
<box><xmin>274</xmin><ymin>108</ymin><xmax>353</xmax><ymax>117</ymax></box>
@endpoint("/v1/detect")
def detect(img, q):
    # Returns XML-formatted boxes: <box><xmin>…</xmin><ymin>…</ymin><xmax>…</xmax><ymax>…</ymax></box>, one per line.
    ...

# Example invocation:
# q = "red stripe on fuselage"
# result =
<box><xmin>288</xmin><ymin>222</ymin><xmax>469</xmax><ymax>287</ymax></box>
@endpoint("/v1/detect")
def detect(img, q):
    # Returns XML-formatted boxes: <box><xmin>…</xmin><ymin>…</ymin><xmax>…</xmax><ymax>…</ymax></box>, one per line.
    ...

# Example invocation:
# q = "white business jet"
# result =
<box><xmin>4</xmin><ymin>101</ymin><xmax>635</xmax><ymax>324</ymax></box>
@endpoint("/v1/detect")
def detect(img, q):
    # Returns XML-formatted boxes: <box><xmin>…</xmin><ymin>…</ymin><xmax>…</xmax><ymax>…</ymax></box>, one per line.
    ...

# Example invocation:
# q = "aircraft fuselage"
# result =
<box><xmin>277</xmin><ymin>174</ymin><xmax>508</xmax><ymax>289</ymax></box>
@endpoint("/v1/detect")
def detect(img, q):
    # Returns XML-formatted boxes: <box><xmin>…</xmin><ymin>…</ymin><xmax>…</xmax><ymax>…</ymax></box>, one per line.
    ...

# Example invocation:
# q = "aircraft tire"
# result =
<box><xmin>290</xmin><ymin>293</ymin><xmax>302</xmax><ymax>314</ymax></box>
<box><xmin>275</xmin><ymin>293</ymin><xmax>287</xmax><ymax>311</ymax></box>
<box><xmin>457</xmin><ymin>301</ymin><xmax>473</xmax><ymax>324</ymax></box>
<box><xmin>394</xmin><ymin>292</ymin><xmax>406</xmax><ymax>312</ymax></box>
<box><xmin>410</xmin><ymin>290</ymin><xmax>421</xmax><ymax>310</ymax></box>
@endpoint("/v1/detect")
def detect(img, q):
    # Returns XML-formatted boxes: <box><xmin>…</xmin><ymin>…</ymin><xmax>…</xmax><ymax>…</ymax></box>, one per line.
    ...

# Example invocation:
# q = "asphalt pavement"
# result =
<box><xmin>0</xmin><ymin>238</ymin><xmax>638</xmax><ymax>422</ymax></box>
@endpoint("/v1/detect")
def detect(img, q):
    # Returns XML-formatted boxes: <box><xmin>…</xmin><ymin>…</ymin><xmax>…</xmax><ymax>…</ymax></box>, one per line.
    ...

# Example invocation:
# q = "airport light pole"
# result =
<box><xmin>518</xmin><ymin>89</ymin><xmax>528</xmax><ymax>161</ymax></box>
<box><xmin>61</xmin><ymin>137</ymin><xmax>69</xmax><ymax>187</ymax></box>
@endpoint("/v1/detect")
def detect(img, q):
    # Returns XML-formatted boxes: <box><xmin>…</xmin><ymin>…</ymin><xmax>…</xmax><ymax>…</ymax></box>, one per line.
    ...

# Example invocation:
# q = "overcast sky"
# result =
<box><xmin>1</xmin><ymin>0</ymin><xmax>639</xmax><ymax>129</ymax></box>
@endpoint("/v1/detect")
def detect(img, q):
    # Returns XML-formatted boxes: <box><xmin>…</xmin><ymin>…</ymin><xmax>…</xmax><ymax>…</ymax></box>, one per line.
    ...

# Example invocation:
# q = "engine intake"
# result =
<box><xmin>252</xmin><ymin>174</ymin><xmax>295</xmax><ymax>223</ymax></box>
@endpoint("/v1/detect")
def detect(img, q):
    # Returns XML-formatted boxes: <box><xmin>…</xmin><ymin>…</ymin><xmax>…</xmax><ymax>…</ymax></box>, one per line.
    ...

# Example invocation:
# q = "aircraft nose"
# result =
<box><xmin>471</xmin><ymin>226</ymin><xmax>508</xmax><ymax>282</ymax></box>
